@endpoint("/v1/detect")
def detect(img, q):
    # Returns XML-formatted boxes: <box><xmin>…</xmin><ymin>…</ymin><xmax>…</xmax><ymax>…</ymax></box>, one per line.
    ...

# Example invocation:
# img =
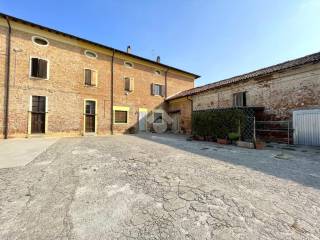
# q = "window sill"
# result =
<box><xmin>30</xmin><ymin>76</ymin><xmax>49</xmax><ymax>81</ymax></box>
<box><xmin>114</xmin><ymin>122</ymin><xmax>128</xmax><ymax>125</ymax></box>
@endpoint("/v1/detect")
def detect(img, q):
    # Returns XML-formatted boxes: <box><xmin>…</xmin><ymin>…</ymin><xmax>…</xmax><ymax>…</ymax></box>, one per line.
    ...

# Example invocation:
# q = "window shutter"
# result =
<box><xmin>129</xmin><ymin>78</ymin><xmax>134</xmax><ymax>91</ymax></box>
<box><xmin>39</xmin><ymin>59</ymin><xmax>47</xmax><ymax>79</ymax></box>
<box><xmin>151</xmin><ymin>83</ymin><xmax>155</xmax><ymax>95</ymax></box>
<box><xmin>85</xmin><ymin>69</ymin><xmax>92</xmax><ymax>85</ymax></box>
<box><xmin>242</xmin><ymin>92</ymin><xmax>247</xmax><ymax>107</ymax></box>
<box><xmin>31</xmin><ymin>58</ymin><xmax>39</xmax><ymax>77</ymax></box>
<box><xmin>92</xmin><ymin>70</ymin><xmax>97</xmax><ymax>86</ymax></box>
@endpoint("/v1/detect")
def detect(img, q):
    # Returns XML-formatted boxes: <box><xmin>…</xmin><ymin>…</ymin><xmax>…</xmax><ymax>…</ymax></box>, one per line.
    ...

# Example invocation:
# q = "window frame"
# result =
<box><xmin>32</xmin><ymin>36</ymin><xmax>49</xmax><ymax>47</ymax></box>
<box><xmin>84</xmin><ymin>50</ymin><xmax>98</xmax><ymax>59</ymax></box>
<box><xmin>233</xmin><ymin>91</ymin><xmax>247</xmax><ymax>107</ymax></box>
<box><xmin>153</xmin><ymin>111</ymin><xmax>163</xmax><ymax>124</ymax></box>
<box><xmin>124</xmin><ymin>61</ymin><xmax>134</xmax><ymax>68</ymax></box>
<box><xmin>124</xmin><ymin>76</ymin><xmax>134</xmax><ymax>92</ymax></box>
<box><xmin>84</xmin><ymin>68</ymin><xmax>98</xmax><ymax>86</ymax></box>
<box><xmin>152</xmin><ymin>83</ymin><xmax>164</xmax><ymax>96</ymax></box>
<box><xmin>154</xmin><ymin>70</ymin><xmax>161</xmax><ymax>76</ymax></box>
<box><xmin>29</xmin><ymin>56</ymin><xmax>50</xmax><ymax>80</ymax></box>
<box><xmin>113</xmin><ymin>106</ymin><xmax>130</xmax><ymax>124</ymax></box>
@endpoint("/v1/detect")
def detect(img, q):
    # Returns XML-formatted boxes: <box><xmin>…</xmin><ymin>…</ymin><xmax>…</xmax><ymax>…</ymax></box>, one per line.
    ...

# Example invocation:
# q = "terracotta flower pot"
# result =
<box><xmin>217</xmin><ymin>138</ymin><xmax>229</xmax><ymax>145</ymax></box>
<box><xmin>255</xmin><ymin>141</ymin><xmax>265</xmax><ymax>149</ymax></box>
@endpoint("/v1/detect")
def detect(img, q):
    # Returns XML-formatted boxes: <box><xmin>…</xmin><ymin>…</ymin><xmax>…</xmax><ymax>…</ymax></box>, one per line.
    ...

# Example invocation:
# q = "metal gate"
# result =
<box><xmin>293</xmin><ymin>109</ymin><xmax>320</xmax><ymax>146</ymax></box>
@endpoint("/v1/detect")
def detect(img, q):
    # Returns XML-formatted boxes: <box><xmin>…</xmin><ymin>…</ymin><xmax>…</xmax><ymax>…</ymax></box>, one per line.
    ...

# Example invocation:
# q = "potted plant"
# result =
<box><xmin>228</xmin><ymin>132</ymin><xmax>240</xmax><ymax>144</ymax></box>
<box><xmin>255</xmin><ymin>139</ymin><xmax>265</xmax><ymax>149</ymax></box>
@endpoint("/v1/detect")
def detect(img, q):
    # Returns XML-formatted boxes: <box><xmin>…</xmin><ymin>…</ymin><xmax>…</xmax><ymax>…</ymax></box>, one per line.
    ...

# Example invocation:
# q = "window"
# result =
<box><xmin>151</xmin><ymin>83</ymin><xmax>165</xmax><ymax>96</ymax></box>
<box><xmin>155</xmin><ymin>70</ymin><xmax>161</xmax><ymax>76</ymax></box>
<box><xmin>233</xmin><ymin>92</ymin><xmax>247</xmax><ymax>107</ymax></box>
<box><xmin>124</xmin><ymin>77</ymin><xmax>134</xmax><ymax>91</ymax></box>
<box><xmin>154</xmin><ymin>112</ymin><xmax>163</xmax><ymax>123</ymax></box>
<box><xmin>85</xmin><ymin>101</ymin><xmax>96</xmax><ymax>115</ymax></box>
<box><xmin>84</xmin><ymin>50</ymin><xmax>98</xmax><ymax>59</ymax></box>
<box><xmin>124</xmin><ymin>61</ymin><xmax>133</xmax><ymax>68</ymax></box>
<box><xmin>115</xmin><ymin>110</ymin><xmax>128</xmax><ymax>123</ymax></box>
<box><xmin>32</xmin><ymin>36</ymin><xmax>49</xmax><ymax>47</ymax></box>
<box><xmin>30</xmin><ymin>58</ymin><xmax>48</xmax><ymax>79</ymax></box>
<box><xmin>32</xmin><ymin>96</ymin><xmax>46</xmax><ymax>113</ymax></box>
<box><xmin>84</xmin><ymin>69</ymin><xmax>97</xmax><ymax>86</ymax></box>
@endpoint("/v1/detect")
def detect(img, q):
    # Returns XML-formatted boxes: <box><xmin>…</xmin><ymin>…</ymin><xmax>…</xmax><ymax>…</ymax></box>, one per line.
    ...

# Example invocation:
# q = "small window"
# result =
<box><xmin>154</xmin><ymin>112</ymin><xmax>163</xmax><ymax>123</ymax></box>
<box><xmin>30</xmin><ymin>58</ymin><xmax>48</xmax><ymax>79</ymax></box>
<box><xmin>85</xmin><ymin>101</ymin><xmax>96</xmax><ymax>115</ymax></box>
<box><xmin>151</xmin><ymin>83</ymin><xmax>165</xmax><ymax>96</ymax></box>
<box><xmin>114</xmin><ymin>110</ymin><xmax>128</xmax><ymax>123</ymax></box>
<box><xmin>32</xmin><ymin>96</ymin><xmax>46</xmax><ymax>113</ymax></box>
<box><xmin>84</xmin><ymin>50</ymin><xmax>98</xmax><ymax>59</ymax></box>
<box><xmin>233</xmin><ymin>92</ymin><xmax>247</xmax><ymax>107</ymax></box>
<box><xmin>124</xmin><ymin>77</ymin><xmax>134</xmax><ymax>92</ymax></box>
<box><xmin>124</xmin><ymin>61</ymin><xmax>133</xmax><ymax>68</ymax></box>
<box><xmin>32</xmin><ymin>36</ymin><xmax>49</xmax><ymax>46</ymax></box>
<box><xmin>155</xmin><ymin>70</ymin><xmax>161</xmax><ymax>76</ymax></box>
<box><xmin>84</xmin><ymin>69</ymin><xmax>97</xmax><ymax>86</ymax></box>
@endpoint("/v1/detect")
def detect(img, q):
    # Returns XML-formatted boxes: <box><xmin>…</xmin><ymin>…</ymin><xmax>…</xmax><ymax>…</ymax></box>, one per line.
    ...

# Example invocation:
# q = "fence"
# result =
<box><xmin>254</xmin><ymin>118</ymin><xmax>292</xmax><ymax>144</ymax></box>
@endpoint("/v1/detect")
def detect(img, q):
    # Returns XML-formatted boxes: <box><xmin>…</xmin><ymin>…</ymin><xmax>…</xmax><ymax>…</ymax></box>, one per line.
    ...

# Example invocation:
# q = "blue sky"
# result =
<box><xmin>1</xmin><ymin>0</ymin><xmax>320</xmax><ymax>86</ymax></box>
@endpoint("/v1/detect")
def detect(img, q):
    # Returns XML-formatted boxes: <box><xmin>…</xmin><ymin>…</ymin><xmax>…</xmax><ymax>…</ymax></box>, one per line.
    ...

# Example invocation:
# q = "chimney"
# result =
<box><xmin>127</xmin><ymin>45</ymin><xmax>131</xmax><ymax>53</ymax></box>
<box><xmin>156</xmin><ymin>56</ymin><xmax>160</xmax><ymax>63</ymax></box>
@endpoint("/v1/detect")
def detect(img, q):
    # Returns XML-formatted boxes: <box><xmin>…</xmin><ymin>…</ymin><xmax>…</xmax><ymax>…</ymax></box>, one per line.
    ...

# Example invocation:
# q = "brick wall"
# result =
<box><xmin>168</xmin><ymin>97</ymin><xmax>192</xmax><ymax>134</ymax></box>
<box><xmin>0</xmin><ymin>21</ymin><xmax>196</xmax><ymax>138</ymax></box>
<box><xmin>193</xmin><ymin>63</ymin><xmax>320</xmax><ymax>120</ymax></box>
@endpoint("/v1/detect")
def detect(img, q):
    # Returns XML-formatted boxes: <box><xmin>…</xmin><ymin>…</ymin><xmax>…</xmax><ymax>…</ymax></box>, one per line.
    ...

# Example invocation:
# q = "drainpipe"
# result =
<box><xmin>4</xmin><ymin>16</ymin><xmax>12</xmax><ymax>139</ymax></box>
<box><xmin>187</xmin><ymin>96</ymin><xmax>193</xmax><ymax>135</ymax></box>
<box><xmin>110</xmin><ymin>49</ymin><xmax>115</xmax><ymax>135</ymax></box>
<box><xmin>164</xmin><ymin>68</ymin><xmax>169</xmax><ymax>98</ymax></box>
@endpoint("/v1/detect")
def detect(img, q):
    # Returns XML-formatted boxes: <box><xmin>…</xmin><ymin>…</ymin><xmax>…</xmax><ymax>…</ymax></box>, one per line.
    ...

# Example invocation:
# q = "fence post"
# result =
<box><xmin>253</xmin><ymin>116</ymin><xmax>256</xmax><ymax>143</ymax></box>
<box><xmin>287</xmin><ymin>120</ymin><xmax>290</xmax><ymax>145</ymax></box>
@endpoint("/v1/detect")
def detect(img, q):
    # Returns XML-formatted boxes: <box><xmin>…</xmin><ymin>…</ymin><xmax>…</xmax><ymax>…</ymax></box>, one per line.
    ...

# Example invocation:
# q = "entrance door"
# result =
<box><xmin>171</xmin><ymin>113</ymin><xmax>181</xmax><ymax>133</ymax></box>
<box><xmin>139</xmin><ymin>109</ymin><xmax>147</xmax><ymax>131</ymax></box>
<box><xmin>31</xmin><ymin>96</ymin><xmax>46</xmax><ymax>134</ymax></box>
<box><xmin>293</xmin><ymin>109</ymin><xmax>320</xmax><ymax>146</ymax></box>
<box><xmin>85</xmin><ymin>100</ymin><xmax>96</xmax><ymax>133</ymax></box>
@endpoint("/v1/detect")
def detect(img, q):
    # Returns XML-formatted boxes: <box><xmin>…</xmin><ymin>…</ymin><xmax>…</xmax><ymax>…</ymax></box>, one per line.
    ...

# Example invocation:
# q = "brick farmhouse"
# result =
<box><xmin>0</xmin><ymin>13</ymin><xmax>199</xmax><ymax>138</ymax></box>
<box><xmin>167</xmin><ymin>52</ymin><xmax>320</xmax><ymax>144</ymax></box>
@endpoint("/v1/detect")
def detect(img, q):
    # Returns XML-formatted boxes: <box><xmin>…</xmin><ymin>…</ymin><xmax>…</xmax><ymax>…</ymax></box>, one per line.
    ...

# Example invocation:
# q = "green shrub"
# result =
<box><xmin>228</xmin><ymin>132</ymin><xmax>240</xmax><ymax>141</ymax></box>
<box><xmin>192</xmin><ymin>109</ymin><xmax>245</xmax><ymax>139</ymax></box>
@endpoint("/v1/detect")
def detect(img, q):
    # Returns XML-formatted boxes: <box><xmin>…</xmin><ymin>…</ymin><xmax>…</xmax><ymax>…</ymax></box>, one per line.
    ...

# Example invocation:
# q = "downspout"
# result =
<box><xmin>164</xmin><ymin>68</ymin><xmax>169</xmax><ymax>98</ymax></box>
<box><xmin>187</xmin><ymin>95</ymin><xmax>193</xmax><ymax>135</ymax></box>
<box><xmin>4</xmin><ymin>16</ymin><xmax>12</xmax><ymax>139</ymax></box>
<box><xmin>110</xmin><ymin>49</ymin><xmax>115</xmax><ymax>135</ymax></box>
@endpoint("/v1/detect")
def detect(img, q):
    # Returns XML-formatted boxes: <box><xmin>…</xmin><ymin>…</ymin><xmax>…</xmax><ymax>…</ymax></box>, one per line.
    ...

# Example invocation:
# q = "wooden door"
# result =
<box><xmin>31</xmin><ymin>96</ymin><xmax>46</xmax><ymax>134</ymax></box>
<box><xmin>85</xmin><ymin>100</ymin><xmax>96</xmax><ymax>133</ymax></box>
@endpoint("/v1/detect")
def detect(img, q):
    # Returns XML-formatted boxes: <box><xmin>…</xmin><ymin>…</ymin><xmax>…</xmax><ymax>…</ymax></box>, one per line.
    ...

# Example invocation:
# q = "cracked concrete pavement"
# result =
<box><xmin>0</xmin><ymin>133</ymin><xmax>320</xmax><ymax>239</ymax></box>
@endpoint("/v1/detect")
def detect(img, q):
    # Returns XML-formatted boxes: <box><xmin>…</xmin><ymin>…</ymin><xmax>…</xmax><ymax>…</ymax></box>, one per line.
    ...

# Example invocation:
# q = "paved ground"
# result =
<box><xmin>0</xmin><ymin>137</ymin><xmax>58</xmax><ymax>169</ymax></box>
<box><xmin>0</xmin><ymin>134</ymin><xmax>320</xmax><ymax>240</ymax></box>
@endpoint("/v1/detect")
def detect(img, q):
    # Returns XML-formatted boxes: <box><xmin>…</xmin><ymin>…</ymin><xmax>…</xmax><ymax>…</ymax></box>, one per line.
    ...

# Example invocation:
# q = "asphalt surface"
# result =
<box><xmin>0</xmin><ymin>134</ymin><xmax>319</xmax><ymax>239</ymax></box>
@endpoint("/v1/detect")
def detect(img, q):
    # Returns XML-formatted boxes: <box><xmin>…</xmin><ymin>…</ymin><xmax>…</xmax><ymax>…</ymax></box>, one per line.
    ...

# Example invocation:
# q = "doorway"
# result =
<box><xmin>31</xmin><ymin>96</ymin><xmax>46</xmax><ymax>134</ymax></box>
<box><xmin>85</xmin><ymin>100</ymin><xmax>96</xmax><ymax>133</ymax></box>
<box><xmin>139</xmin><ymin>108</ymin><xmax>147</xmax><ymax>131</ymax></box>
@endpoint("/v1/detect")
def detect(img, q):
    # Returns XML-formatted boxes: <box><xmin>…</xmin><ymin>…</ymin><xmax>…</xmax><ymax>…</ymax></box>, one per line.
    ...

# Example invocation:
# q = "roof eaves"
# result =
<box><xmin>0</xmin><ymin>12</ymin><xmax>200</xmax><ymax>79</ymax></box>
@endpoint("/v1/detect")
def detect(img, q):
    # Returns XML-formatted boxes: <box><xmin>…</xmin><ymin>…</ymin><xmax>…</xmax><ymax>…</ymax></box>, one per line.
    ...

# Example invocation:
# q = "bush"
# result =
<box><xmin>228</xmin><ymin>132</ymin><xmax>240</xmax><ymax>141</ymax></box>
<box><xmin>192</xmin><ymin>109</ymin><xmax>245</xmax><ymax>139</ymax></box>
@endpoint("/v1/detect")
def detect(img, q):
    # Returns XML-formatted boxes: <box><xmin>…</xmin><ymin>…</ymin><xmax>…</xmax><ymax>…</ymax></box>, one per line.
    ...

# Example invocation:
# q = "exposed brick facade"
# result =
<box><xmin>168</xmin><ymin>62</ymin><xmax>320</xmax><ymax>134</ymax></box>
<box><xmin>192</xmin><ymin>63</ymin><xmax>320</xmax><ymax>119</ymax></box>
<box><xmin>0</xmin><ymin>17</ymin><xmax>196</xmax><ymax>138</ymax></box>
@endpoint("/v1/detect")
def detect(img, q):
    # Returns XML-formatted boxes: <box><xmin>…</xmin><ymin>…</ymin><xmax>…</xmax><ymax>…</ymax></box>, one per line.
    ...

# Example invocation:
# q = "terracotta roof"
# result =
<box><xmin>0</xmin><ymin>12</ymin><xmax>200</xmax><ymax>79</ymax></box>
<box><xmin>166</xmin><ymin>51</ymin><xmax>320</xmax><ymax>100</ymax></box>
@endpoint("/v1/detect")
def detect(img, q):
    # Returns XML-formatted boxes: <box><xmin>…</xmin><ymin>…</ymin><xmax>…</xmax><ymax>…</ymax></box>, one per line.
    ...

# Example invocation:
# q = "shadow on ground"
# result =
<box><xmin>133</xmin><ymin>133</ymin><xmax>320</xmax><ymax>190</ymax></box>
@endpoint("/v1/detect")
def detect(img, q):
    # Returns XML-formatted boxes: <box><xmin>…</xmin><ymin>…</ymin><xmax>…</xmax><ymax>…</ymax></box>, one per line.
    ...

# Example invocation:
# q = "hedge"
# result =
<box><xmin>192</xmin><ymin>109</ymin><xmax>246</xmax><ymax>139</ymax></box>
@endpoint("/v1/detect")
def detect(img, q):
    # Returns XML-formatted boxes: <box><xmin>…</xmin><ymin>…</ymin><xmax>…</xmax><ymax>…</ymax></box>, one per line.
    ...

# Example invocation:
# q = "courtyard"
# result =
<box><xmin>0</xmin><ymin>134</ymin><xmax>320</xmax><ymax>239</ymax></box>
